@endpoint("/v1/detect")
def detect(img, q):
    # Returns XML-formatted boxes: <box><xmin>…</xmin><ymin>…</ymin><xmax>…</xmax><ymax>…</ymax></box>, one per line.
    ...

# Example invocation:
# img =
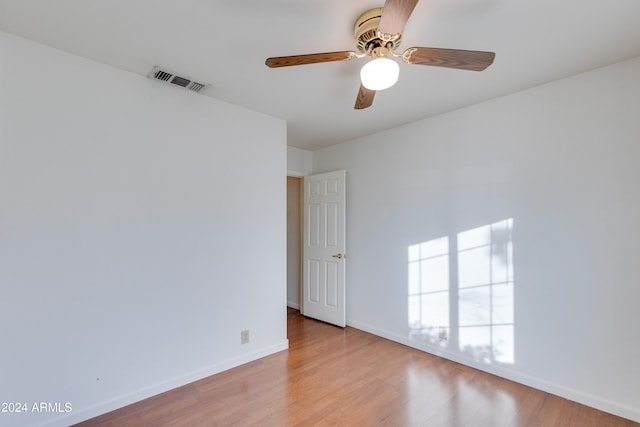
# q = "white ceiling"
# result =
<box><xmin>1</xmin><ymin>0</ymin><xmax>640</xmax><ymax>150</ymax></box>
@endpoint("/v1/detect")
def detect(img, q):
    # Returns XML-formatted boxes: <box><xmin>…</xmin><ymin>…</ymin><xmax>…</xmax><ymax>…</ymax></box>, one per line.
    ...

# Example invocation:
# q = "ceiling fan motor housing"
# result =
<box><xmin>354</xmin><ymin>7</ymin><xmax>402</xmax><ymax>53</ymax></box>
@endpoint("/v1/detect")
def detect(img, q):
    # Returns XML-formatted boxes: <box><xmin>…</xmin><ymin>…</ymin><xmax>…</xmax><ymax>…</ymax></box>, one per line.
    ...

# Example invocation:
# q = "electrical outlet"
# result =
<box><xmin>438</xmin><ymin>326</ymin><xmax>448</xmax><ymax>340</ymax></box>
<box><xmin>240</xmin><ymin>330</ymin><xmax>250</xmax><ymax>344</ymax></box>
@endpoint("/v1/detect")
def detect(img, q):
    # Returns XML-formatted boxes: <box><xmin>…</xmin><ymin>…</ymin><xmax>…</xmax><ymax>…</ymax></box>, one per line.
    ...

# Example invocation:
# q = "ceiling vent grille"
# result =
<box><xmin>148</xmin><ymin>66</ymin><xmax>209</xmax><ymax>93</ymax></box>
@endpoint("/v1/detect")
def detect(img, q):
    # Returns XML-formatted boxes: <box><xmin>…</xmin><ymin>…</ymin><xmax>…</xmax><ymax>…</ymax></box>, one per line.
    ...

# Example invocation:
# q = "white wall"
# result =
<box><xmin>287</xmin><ymin>146</ymin><xmax>313</xmax><ymax>177</ymax></box>
<box><xmin>0</xmin><ymin>31</ymin><xmax>287</xmax><ymax>427</ymax></box>
<box><xmin>313</xmin><ymin>57</ymin><xmax>640</xmax><ymax>422</ymax></box>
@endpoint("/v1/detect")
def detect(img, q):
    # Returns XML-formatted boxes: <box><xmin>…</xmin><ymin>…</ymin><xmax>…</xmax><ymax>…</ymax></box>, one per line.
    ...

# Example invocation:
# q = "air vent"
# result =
<box><xmin>148</xmin><ymin>66</ymin><xmax>209</xmax><ymax>93</ymax></box>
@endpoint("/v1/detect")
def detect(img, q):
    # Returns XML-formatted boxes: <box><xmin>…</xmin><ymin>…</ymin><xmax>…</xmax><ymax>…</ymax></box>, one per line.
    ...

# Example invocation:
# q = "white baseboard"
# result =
<box><xmin>346</xmin><ymin>318</ymin><xmax>640</xmax><ymax>423</ymax></box>
<box><xmin>40</xmin><ymin>340</ymin><xmax>289</xmax><ymax>427</ymax></box>
<box><xmin>287</xmin><ymin>301</ymin><xmax>301</xmax><ymax>310</ymax></box>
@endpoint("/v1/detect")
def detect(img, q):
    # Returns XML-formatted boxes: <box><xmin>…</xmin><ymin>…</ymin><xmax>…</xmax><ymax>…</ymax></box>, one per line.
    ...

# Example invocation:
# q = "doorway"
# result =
<box><xmin>287</xmin><ymin>171</ymin><xmax>347</xmax><ymax>327</ymax></box>
<box><xmin>286</xmin><ymin>176</ymin><xmax>302</xmax><ymax>309</ymax></box>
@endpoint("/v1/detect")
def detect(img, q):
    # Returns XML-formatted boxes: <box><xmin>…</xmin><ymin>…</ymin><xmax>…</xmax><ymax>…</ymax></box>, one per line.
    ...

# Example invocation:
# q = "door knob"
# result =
<box><xmin>332</xmin><ymin>253</ymin><xmax>345</xmax><ymax>259</ymax></box>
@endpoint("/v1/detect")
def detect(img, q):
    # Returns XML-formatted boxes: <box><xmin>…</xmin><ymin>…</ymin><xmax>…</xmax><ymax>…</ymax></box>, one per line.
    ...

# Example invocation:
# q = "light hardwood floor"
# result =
<box><xmin>75</xmin><ymin>308</ymin><xmax>638</xmax><ymax>426</ymax></box>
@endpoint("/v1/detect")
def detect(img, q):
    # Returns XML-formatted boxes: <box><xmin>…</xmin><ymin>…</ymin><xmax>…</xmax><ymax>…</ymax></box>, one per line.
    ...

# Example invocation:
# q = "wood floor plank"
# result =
<box><xmin>74</xmin><ymin>309</ymin><xmax>639</xmax><ymax>426</ymax></box>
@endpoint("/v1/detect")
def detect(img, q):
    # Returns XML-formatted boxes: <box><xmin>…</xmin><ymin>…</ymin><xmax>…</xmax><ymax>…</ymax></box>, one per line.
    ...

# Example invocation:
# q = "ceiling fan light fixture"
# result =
<box><xmin>360</xmin><ymin>56</ymin><xmax>399</xmax><ymax>91</ymax></box>
<box><xmin>265</xmin><ymin>1</ymin><xmax>495</xmax><ymax>109</ymax></box>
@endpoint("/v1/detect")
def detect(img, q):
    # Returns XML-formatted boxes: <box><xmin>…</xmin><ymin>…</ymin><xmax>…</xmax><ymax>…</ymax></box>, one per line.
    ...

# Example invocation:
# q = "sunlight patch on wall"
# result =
<box><xmin>408</xmin><ymin>236</ymin><xmax>450</xmax><ymax>347</ymax></box>
<box><xmin>458</xmin><ymin>219</ymin><xmax>514</xmax><ymax>364</ymax></box>
<box><xmin>408</xmin><ymin>219</ymin><xmax>515</xmax><ymax>364</ymax></box>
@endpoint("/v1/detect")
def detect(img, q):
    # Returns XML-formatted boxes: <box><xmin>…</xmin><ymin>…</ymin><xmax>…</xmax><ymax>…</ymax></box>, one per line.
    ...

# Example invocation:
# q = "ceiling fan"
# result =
<box><xmin>265</xmin><ymin>0</ymin><xmax>495</xmax><ymax>110</ymax></box>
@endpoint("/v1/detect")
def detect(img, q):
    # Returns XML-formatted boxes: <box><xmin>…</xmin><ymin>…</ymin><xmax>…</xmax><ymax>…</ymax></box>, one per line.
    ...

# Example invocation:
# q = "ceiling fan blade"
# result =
<box><xmin>403</xmin><ymin>47</ymin><xmax>495</xmax><ymax>71</ymax></box>
<box><xmin>265</xmin><ymin>51</ymin><xmax>358</xmax><ymax>68</ymax></box>
<box><xmin>354</xmin><ymin>84</ymin><xmax>376</xmax><ymax>110</ymax></box>
<box><xmin>377</xmin><ymin>0</ymin><xmax>419</xmax><ymax>35</ymax></box>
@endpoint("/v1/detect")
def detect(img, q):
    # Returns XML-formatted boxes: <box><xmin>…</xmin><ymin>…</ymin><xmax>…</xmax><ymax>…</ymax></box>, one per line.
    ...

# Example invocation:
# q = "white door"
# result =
<box><xmin>302</xmin><ymin>170</ymin><xmax>346</xmax><ymax>327</ymax></box>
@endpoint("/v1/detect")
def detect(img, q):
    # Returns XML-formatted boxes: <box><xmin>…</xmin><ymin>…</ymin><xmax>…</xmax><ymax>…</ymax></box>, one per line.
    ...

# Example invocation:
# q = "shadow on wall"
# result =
<box><xmin>408</xmin><ymin>219</ymin><xmax>514</xmax><ymax>365</ymax></box>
